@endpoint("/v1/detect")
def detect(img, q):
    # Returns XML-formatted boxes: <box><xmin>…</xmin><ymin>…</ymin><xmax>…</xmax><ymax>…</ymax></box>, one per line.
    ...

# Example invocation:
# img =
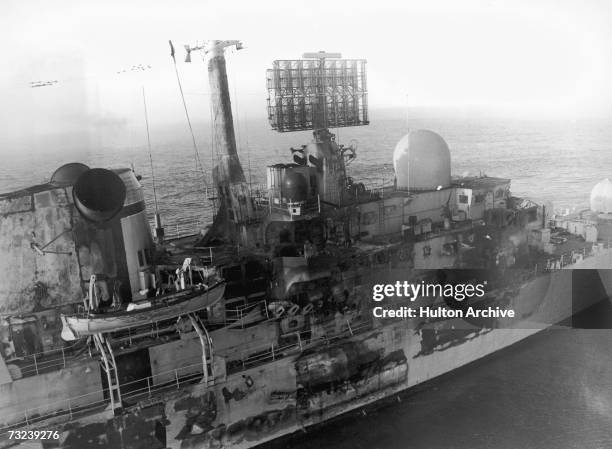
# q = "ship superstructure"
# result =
<box><xmin>0</xmin><ymin>42</ymin><xmax>612</xmax><ymax>449</ymax></box>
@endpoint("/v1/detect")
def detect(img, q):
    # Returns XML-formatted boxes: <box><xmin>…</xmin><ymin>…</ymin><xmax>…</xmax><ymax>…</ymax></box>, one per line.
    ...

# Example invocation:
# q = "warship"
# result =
<box><xmin>1</xmin><ymin>40</ymin><xmax>612</xmax><ymax>449</ymax></box>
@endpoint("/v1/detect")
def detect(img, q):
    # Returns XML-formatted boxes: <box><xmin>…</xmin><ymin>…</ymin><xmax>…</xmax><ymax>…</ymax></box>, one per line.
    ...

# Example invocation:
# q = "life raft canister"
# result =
<box><xmin>274</xmin><ymin>306</ymin><xmax>286</xmax><ymax>318</ymax></box>
<box><xmin>288</xmin><ymin>304</ymin><xmax>300</xmax><ymax>316</ymax></box>
<box><xmin>302</xmin><ymin>303</ymin><xmax>314</xmax><ymax>315</ymax></box>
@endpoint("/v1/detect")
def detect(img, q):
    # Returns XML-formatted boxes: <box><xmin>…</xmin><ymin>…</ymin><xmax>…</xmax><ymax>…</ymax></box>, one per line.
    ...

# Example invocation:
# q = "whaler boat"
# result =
<box><xmin>60</xmin><ymin>281</ymin><xmax>225</xmax><ymax>340</ymax></box>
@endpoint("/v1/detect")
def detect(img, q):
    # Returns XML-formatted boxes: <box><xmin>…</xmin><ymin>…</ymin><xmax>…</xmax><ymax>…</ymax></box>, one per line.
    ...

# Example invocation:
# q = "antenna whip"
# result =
<box><xmin>168</xmin><ymin>40</ymin><xmax>208</xmax><ymax>190</ymax></box>
<box><xmin>142</xmin><ymin>87</ymin><xmax>159</xmax><ymax>214</ymax></box>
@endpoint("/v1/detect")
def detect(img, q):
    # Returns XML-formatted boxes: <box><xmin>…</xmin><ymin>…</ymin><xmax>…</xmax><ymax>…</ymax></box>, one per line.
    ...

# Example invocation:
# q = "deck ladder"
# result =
<box><xmin>188</xmin><ymin>314</ymin><xmax>214</xmax><ymax>385</ymax></box>
<box><xmin>93</xmin><ymin>333</ymin><xmax>122</xmax><ymax>414</ymax></box>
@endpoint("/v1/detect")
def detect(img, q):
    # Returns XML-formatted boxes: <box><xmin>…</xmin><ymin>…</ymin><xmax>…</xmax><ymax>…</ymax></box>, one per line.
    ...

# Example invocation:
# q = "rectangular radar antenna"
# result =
<box><xmin>266</xmin><ymin>51</ymin><xmax>369</xmax><ymax>132</ymax></box>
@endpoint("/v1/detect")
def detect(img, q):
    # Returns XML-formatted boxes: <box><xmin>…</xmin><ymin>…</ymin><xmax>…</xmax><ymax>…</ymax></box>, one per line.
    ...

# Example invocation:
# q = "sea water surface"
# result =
<box><xmin>1</xmin><ymin>109</ymin><xmax>612</xmax><ymax>448</ymax></box>
<box><xmin>1</xmin><ymin>109</ymin><xmax>611</xmax><ymax>237</ymax></box>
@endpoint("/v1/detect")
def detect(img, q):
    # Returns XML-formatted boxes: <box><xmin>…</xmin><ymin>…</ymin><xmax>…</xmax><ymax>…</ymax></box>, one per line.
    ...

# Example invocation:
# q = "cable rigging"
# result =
<box><xmin>168</xmin><ymin>40</ymin><xmax>209</xmax><ymax>193</ymax></box>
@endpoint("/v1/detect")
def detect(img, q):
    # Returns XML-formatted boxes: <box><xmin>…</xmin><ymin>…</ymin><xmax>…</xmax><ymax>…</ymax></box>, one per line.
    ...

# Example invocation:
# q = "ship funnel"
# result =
<box><xmin>73</xmin><ymin>168</ymin><xmax>126</xmax><ymax>223</ymax></box>
<box><xmin>50</xmin><ymin>162</ymin><xmax>90</xmax><ymax>186</ymax></box>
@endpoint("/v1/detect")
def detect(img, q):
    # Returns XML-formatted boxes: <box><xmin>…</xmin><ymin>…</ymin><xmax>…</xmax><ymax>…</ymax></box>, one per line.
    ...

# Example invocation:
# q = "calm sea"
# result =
<box><xmin>1</xmin><ymin>109</ymin><xmax>612</xmax><ymax>448</ymax></box>
<box><xmin>1</xmin><ymin>109</ymin><xmax>611</xmax><ymax>236</ymax></box>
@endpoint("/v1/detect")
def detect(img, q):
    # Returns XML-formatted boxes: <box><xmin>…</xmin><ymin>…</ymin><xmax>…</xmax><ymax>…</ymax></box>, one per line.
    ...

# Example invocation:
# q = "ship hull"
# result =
<box><xmin>200</xmin><ymin>266</ymin><xmax>610</xmax><ymax>449</ymax></box>
<box><xmin>8</xmin><ymin>254</ymin><xmax>610</xmax><ymax>449</ymax></box>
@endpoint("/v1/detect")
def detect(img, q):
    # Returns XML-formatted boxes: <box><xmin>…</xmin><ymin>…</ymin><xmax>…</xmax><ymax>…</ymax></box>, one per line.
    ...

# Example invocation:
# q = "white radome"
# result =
<box><xmin>590</xmin><ymin>178</ymin><xmax>612</xmax><ymax>214</ymax></box>
<box><xmin>393</xmin><ymin>129</ymin><xmax>452</xmax><ymax>191</ymax></box>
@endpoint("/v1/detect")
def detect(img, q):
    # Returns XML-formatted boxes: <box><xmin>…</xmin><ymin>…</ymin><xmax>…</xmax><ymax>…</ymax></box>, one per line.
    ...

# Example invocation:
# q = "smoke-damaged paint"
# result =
<box><xmin>59</xmin><ymin>403</ymin><xmax>166</xmax><ymax>449</ymax></box>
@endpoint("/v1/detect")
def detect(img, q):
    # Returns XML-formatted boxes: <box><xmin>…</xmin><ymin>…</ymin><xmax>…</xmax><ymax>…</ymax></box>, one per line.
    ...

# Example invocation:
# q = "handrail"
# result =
<box><xmin>0</xmin><ymin>360</ymin><xmax>208</xmax><ymax>433</ymax></box>
<box><xmin>533</xmin><ymin>240</ymin><xmax>612</xmax><ymax>274</ymax></box>
<box><xmin>219</xmin><ymin>300</ymin><xmax>268</xmax><ymax>329</ymax></box>
<box><xmin>3</xmin><ymin>341</ymin><xmax>87</xmax><ymax>378</ymax></box>
<box><xmin>3</xmin><ymin>340</ymin><xmax>82</xmax><ymax>365</ymax></box>
<box><xmin>163</xmin><ymin>218</ymin><xmax>204</xmax><ymax>241</ymax></box>
<box><xmin>7</xmin><ymin>298</ymin><xmax>267</xmax><ymax>380</ymax></box>
<box><xmin>0</xmin><ymin>317</ymin><xmax>372</xmax><ymax>434</ymax></box>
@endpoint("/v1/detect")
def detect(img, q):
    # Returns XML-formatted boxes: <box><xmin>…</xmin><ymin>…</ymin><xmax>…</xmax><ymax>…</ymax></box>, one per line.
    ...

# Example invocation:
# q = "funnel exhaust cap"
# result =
<box><xmin>73</xmin><ymin>168</ymin><xmax>126</xmax><ymax>223</ymax></box>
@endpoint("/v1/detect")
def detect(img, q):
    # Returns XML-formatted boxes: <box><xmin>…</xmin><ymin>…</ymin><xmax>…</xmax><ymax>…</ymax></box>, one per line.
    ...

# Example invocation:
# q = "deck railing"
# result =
<box><xmin>4</xmin><ymin>298</ymin><xmax>268</xmax><ymax>381</ymax></box>
<box><xmin>2</xmin><ymin>341</ymin><xmax>86</xmax><ymax>378</ymax></box>
<box><xmin>533</xmin><ymin>239</ymin><xmax>612</xmax><ymax>275</ymax></box>
<box><xmin>0</xmin><ymin>360</ymin><xmax>212</xmax><ymax>434</ymax></box>
<box><xmin>162</xmin><ymin>218</ymin><xmax>204</xmax><ymax>241</ymax></box>
<box><xmin>0</xmin><ymin>317</ymin><xmax>371</xmax><ymax>435</ymax></box>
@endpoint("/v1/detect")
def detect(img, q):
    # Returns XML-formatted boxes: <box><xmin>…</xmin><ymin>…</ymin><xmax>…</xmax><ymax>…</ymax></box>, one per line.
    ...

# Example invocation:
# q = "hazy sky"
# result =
<box><xmin>1</xmin><ymin>0</ymin><xmax>611</xmax><ymax>152</ymax></box>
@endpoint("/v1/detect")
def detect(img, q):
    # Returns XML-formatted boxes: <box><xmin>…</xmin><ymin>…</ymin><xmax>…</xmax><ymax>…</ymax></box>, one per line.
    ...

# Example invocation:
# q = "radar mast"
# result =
<box><xmin>266</xmin><ymin>52</ymin><xmax>369</xmax><ymax>206</ymax></box>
